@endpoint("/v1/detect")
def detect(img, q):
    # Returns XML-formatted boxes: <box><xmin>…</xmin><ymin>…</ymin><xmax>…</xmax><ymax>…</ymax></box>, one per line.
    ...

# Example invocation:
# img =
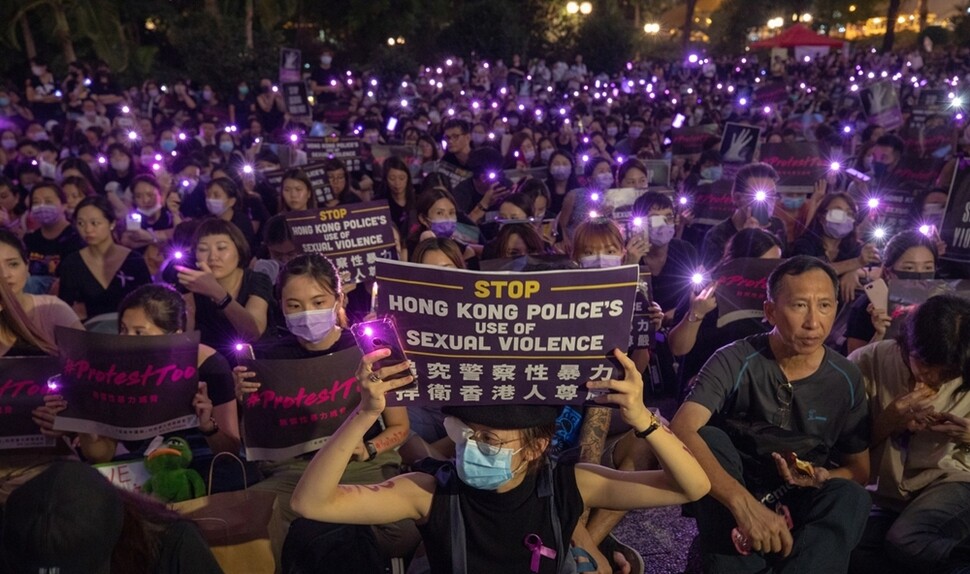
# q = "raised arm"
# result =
<box><xmin>290</xmin><ymin>349</ymin><xmax>434</xmax><ymax>524</ymax></box>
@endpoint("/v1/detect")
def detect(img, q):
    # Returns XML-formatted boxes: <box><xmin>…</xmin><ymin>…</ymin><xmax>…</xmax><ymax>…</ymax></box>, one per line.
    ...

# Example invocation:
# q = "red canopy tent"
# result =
<box><xmin>749</xmin><ymin>24</ymin><xmax>845</xmax><ymax>49</ymax></box>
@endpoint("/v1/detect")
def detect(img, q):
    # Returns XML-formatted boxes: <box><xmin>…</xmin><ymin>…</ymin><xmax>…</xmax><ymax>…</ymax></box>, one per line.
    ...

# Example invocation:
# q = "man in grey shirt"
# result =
<box><xmin>671</xmin><ymin>256</ymin><xmax>871</xmax><ymax>573</ymax></box>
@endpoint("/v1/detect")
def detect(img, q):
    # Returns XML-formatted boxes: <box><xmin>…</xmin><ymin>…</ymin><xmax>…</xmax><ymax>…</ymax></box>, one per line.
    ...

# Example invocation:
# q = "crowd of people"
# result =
<box><xmin>2</xmin><ymin>41</ymin><xmax>970</xmax><ymax>574</ymax></box>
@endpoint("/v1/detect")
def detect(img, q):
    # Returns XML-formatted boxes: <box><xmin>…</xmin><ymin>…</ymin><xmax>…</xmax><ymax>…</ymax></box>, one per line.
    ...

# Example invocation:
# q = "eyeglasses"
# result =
<box><xmin>447</xmin><ymin>420</ymin><xmax>521</xmax><ymax>455</ymax></box>
<box><xmin>443</xmin><ymin>132</ymin><xmax>466</xmax><ymax>141</ymax></box>
<box><xmin>774</xmin><ymin>380</ymin><xmax>793</xmax><ymax>427</ymax></box>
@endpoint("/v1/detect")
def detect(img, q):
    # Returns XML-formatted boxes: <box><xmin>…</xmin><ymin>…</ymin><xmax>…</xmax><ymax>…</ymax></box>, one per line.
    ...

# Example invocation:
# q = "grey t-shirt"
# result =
<box><xmin>687</xmin><ymin>333</ymin><xmax>870</xmax><ymax>458</ymax></box>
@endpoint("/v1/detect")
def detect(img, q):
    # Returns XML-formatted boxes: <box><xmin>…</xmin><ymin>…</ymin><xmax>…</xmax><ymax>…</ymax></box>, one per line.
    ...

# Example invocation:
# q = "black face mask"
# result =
<box><xmin>892</xmin><ymin>271</ymin><xmax>935</xmax><ymax>280</ymax></box>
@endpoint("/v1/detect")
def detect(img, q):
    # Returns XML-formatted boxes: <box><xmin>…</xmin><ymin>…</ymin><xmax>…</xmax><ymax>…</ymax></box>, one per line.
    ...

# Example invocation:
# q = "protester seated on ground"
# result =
<box><xmin>545</xmin><ymin>150</ymin><xmax>580</xmax><ymax>217</ymax></box>
<box><xmin>559</xmin><ymin>157</ymin><xmax>615</xmax><ymax>247</ymax></box>
<box><xmin>0</xmin><ymin>278</ymin><xmax>76</xmax><ymax>504</ymax></box>
<box><xmin>277</xmin><ymin>168</ymin><xmax>316</xmax><ymax>213</ymax></box>
<box><xmin>22</xmin><ymin>181</ymin><xmax>85</xmax><ymax>293</ymax></box>
<box><xmin>289</xmin><ymin>348</ymin><xmax>710</xmax><ymax>574</ymax></box>
<box><xmin>670</xmin><ymin>256</ymin><xmax>871</xmax><ymax>574</ymax></box>
<box><xmin>120</xmin><ymin>174</ymin><xmax>175</xmax><ymax>275</ymax></box>
<box><xmin>232</xmin><ymin>254</ymin><xmax>410</xmax><ymax>521</ymax></box>
<box><xmin>790</xmin><ymin>192</ymin><xmax>879</xmax><ymax>303</ymax></box>
<box><xmin>59</xmin><ymin>283</ymin><xmax>240</xmax><ymax>465</ymax></box>
<box><xmin>481</xmin><ymin>222</ymin><xmax>549</xmax><ymax>260</ymax></box>
<box><xmin>844</xmin><ymin>230</ymin><xmax>938</xmax><ymax>354</ymax></box>
<box><xmin>57</xmin><ymin>196</ymin><xmax>152</xmax><ymax>321</ymax></box>
<box><xmin>203</xmin><ymin>176</ymin><xmax>259</xmax><ymax>254</ymax></box>
<box><xmin>376</xmin><ymin>156</ymin><xmax>417</xmax><ymax>237</ymax></box>
<box><xmin>848</xmin><ymin>294</ymin><xmax>970</xmax><ymax>574</ymax></box>
<box><xmin>669</xmin><ymin>228</ymin><xmax>783</xmax><ymax>396</ymax></box>
<box><xmin>406</xmin><ymin>186</ymin><xmax>480</xmax><ymax>263</ymax></box>
<box><xmin>0</xmin><ymin>229</ymin><xmax>83</xmax><ymax>343</ymax></box>
<box><xmin>178</xmin><ymin>217</ymin><xmax>274</xmax><ymax>358</ymax></box>
<box><xmin>0</xmin><ymin>460</ymin><xmax>222</xmax><ymax>573</ymax></box>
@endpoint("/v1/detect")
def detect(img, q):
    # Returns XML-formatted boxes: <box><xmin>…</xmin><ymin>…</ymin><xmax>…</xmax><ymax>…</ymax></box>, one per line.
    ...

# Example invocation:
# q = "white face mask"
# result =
<box><xmin>137</xmin><ymin>203</ymin><xmax>162</xmax><ymax>217</ymax></box>
<box><xmin>206</xmin><ymin>198</ymin><xmax>228</xmax><ymax>216</ymax></box>
<box><xmin>579</xmin><ymin>254</ymin><xmax>623</xmax><ymax>268</ymax></box>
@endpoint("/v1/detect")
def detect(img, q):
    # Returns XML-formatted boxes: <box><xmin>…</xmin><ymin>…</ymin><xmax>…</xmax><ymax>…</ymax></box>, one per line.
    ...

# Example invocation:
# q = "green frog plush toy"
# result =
<box><xmin>143</xmin><ymin>437</ymin><xmax>205</xmax><ymax>502</ymax></box>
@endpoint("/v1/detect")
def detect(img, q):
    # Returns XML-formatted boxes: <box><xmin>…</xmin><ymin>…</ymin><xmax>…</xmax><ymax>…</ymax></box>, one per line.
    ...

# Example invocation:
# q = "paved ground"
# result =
<box><xmin>614</xmin><ymin>394</ymin><xmax>700</xmax><ymax>574</ymax></box>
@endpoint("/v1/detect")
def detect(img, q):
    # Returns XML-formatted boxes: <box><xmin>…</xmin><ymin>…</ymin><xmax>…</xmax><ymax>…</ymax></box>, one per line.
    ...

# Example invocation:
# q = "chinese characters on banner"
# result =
<box><xmin>0</xmin><ymin>356</ymin><xmax>60</xmax><ymax>450</ymax></box>
<box><xmin>377</xmin><ymin>260</ymin><xmax>639</xmax><ymax>407</ymax></box>
<box><xmin>242</xmin><ymin>348</ymin><xmax>363</xmax><ymax>461</ymax></box>
<box><xmin>630</xmin><ymin>268</ymin><xmax>654</xmax><ymax>350</ymax></box>
<box><xmin>285</xmin><ymin>201</ymin><xmax>399</xmax><ymax>284</ymax></box>
<box><xmin>303</xmin><ymin>136</ymin><xmax>363</xmax><ymax>172</ymax></box>
<box><xmin>940</xmin><ymin>159</ymin><xmax>970</xmax><ymax>262</ymax></box>
<box><xmin>52</xmin><ymin>328</ymin><xmax>200</xmax><ymax>440</ymax></box>
<box><xmin>263</xmin><ymin>162</ymin><xmax>335</xmax><ymax>205</ymax></box>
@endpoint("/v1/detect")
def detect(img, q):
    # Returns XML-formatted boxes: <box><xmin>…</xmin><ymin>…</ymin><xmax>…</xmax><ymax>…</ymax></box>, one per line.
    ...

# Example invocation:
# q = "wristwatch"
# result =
<box><xmin>634</xmin><ymin>417</ymin><xmax>660</xmax><ymax>438</ymax></box>
<box><xmin>364</xmin><ymin>441</ymin><xmax>378</xmax><ymax>462</ymax></box>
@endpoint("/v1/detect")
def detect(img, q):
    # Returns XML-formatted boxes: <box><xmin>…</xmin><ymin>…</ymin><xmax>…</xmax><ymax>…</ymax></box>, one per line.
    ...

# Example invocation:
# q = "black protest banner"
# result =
<box><xmin>754</xmin><ymin>82</ymin><xmax>788</xmax><ymax>107</ymax></box>
<box><xmin>0</xmin><ymin>356</ymin><xmax>60</xmax><ymax>450</ymax></box>
<box><xmin>873</xmin><ymin>187</ymin><xmax>918</xmax><ymax>236</ymax></box>
<box><xmin>431</xmin><ymin>160</ymin><xmax>473</xmax><ymax>190</ymax></box>
<box><xmin>642</xmin><ymin>160</ymin><xmax>672</xmax><ymax>189</ymax></box>
<box><xmin>377</xmin><ymin>260</ymin><xmax>638</xmax><ymax>407</ymax></box>
<box><xmin>759</xmin><ymin>142</ymin><xmax>826</xmax><ymax>192</ymax></box>
<box><xmin>714</xmin><ymin>258</ymin><xmax>784</xmax><ymax>328</ymax></box>
<box><xmin>242</xmin><ymin>348</ymin><xmax>363</xmax><ymax>461</ymax></box>
<box><xmin>861</xmin><ymin>80</ymin><xmax>903</xmax><ymax>130</ymax></box>
<box><xmin>263</xmin><ymin>161</ymin><xmax>335</xmax><ymax>205</ymax></box>
<box><xmin>917</xmin><ymin>89</ymin><xmax>948</xmax><ymax>110</ymax></box>
<box><xmin>902</xmin><ymin>110</ymin><xmax>954</xmax><ymax>158</ymax></box>
<box><xmin>887</xmin><ymin>156</ymin><xmax>945</xmax><ymax>191</ymax></box>
<box><xmin>503</xmin><ymin>167</ymin><xmax>548</xmax><ymax>184</ymax></box>
<box><xmin>304</xmin><ymin>136</ymin><xmax>363</xmax><ymax>172</ymax></box>
<box><xmin>53</xmin><ymin>328</ymin><xmax>199</xmax><ymax>440</ymax></box>
<box><xmin>941</xmin><ymin>159</ymin><xmax>970</xmax><ymax>262</ymax></box>
<box><xmin>719</xmin><ymin>123</ymin><xmax>762</xmax><ymax>164</ymax></box>
<box><xmin>884</xmin><ymin>279</ymin><xmax>970</xmax><ymax>339</ymax></box>
<box><xmin>691</xmin><ymin>179</ymin><xmax>735</xmax><ymax>226</ymax></box>
<box><xmin>285</xmin><ymin>201</ymin><xmax>398</xmax><ymax>283</ymax></box>
<box><xmin>282</xmin><ymin>82</ymin><xmax>310</xmax><ymax>118</ymax></box>
<box><xmin>370</xmin><ymin>144</ymin><xmax>420</xmax><ymax>173</ymax></box>
<box><xmin>630</xmin><ymin>268</ymin><xmax>654</xmax><ymax>350</ymax></box>
<box><xmin>671</xmin><ymin>124</ymin><xmax>718</xmax><ymax>156</ymax></box>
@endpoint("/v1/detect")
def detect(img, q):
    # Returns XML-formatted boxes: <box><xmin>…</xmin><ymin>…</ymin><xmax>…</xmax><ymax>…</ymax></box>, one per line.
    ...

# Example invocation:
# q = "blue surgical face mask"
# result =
<box><xmin>550</xmin><ymin>165</ymin><xmax>571</xmax><ymax>181</ymax></box>
<box><xmin>219</xmin><ymin>141</ymin><xmax>234</xmax><ymax>154</ymax></box>
<box><xmin>872</xmin><ymin>161</ymin><xmax>891</xmax><ymax>179</ymax></box>
<box><xmin>429</xmin><ymin>218</ymin><xmax>457</xmax><ymax>238</ymax></box>
<box><xmin>445</xmin><ymin>417</ymin><xmax>522</xmax><ymax>491</ymax></box>
<box><xmin>285</xmin><ymin>306</ymin><xmax>338</xmax><ymax>343</ymax></box>
<box><xmin>0</xmin><ymin>98</ymin><xmax>9</xmax><ymax>107</ymax></box>
<box><xmin>594</xmin><ymin>172</ymin><xmax>614</xmax><ymax>189</ymax></box>
<box><xmin>700</xmin><ymin>166</ymin><xmax>722</xmax><ymax>181</ymax></box>
<box><xmin>781</xmin><ymin>196</ymin><xmax>806</xmax><ymax>211</ymax></box>
<box><xmin>160</xmin><ymin>139</ymin><xmax>177</xmax><ymax>152</ymax></box>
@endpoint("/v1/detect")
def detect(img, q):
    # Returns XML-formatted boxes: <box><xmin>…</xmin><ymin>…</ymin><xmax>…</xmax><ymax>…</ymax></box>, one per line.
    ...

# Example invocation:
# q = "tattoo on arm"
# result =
<box><xmin>338</xmin><ymin>480</ymin><xmax>396</xmax><ymax>494</ymax></box>
<box><xmin>578</xmin><ymin>406</ymin><xmax>612</xmax><ymax>465</ymax></box>
<box><xmin>373</xmin><ymin>429</ymin><xmax>407</xmax><ymax>452</ymax></box>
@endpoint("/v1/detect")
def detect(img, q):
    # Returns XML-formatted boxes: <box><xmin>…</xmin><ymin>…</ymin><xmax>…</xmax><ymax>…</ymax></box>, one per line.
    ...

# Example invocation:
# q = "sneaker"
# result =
<box><xmin>598</xmin><ymin>533</ymin><xmax>645</xmax><ymax>574</ymax></box>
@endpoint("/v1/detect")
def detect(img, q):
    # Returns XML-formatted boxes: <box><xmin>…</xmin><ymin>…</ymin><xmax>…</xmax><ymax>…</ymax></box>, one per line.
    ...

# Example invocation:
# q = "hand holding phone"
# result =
<box><xmin>351</xmin><ymin>318</ymin><xmax>414</xmax><ymax>387</ymax></box>
<box><xmin>864</xmin><ymin>278</ymin><xmax>888</xmax><ymax>310</ymax></box>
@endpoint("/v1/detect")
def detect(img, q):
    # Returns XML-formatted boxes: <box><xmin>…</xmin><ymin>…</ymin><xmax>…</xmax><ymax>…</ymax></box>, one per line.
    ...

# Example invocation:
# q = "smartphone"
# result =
<box><xmin>386</xmin><ymin>117</ymin><xmax>398</xmax><ymax>132</ymax></box>
<box><xmin>160</xmin><ymin>250</ymin><xmax>196</xmax><ymax>294</ymax></box>
<box><xmin>845</xmin><ymin>168</ymin><xmax>871</xmax><ymax>183</ymax></box>
<box><xmin>672</xmin><ymin>114</ymin><xmax>686</xmax><ymax>129</ymax></box>
<box><xmin>751</xmin><ymin>201</ymin><xmax>772</xmax><ymax>226</ymax></box>
<box><xmin>126</xmin><ymin>212</ymin><xmax>142</xmax><ymax>230</ymax></box>
<box><xmin>864</xmin><ymin>278</ymin><xmax>889</xmax><ymax>310</ymax></box>
<box><xmin>234</xmin><ymin>343</ymin><xmax>257</xmax><ymax>370</ymax></box>
<box><xmin>351</xmin><ymin>317</ymin><xmax>413</xmax><ymax>385</ymax></box>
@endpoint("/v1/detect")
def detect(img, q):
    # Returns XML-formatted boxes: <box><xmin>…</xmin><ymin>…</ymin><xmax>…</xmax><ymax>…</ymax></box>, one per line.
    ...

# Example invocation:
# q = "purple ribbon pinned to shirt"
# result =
<box><xmin>524</xmin><ymin>533</ymin><xmax>557</xmax><ymax>572</ymax></box>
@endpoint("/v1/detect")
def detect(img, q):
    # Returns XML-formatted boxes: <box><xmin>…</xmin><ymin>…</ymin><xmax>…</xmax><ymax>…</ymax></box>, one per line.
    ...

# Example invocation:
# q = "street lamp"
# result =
<box><xmin>644</xmin><ymin>22</ymin><xmax>661</xmax><ymax>34</ymax></box>
<box><xmin>567</xmin><ymin>1</ymin><xmax>579</xmax><ymax>14</ymax></box>
<box><xmin>579</xmin><ymin>1</ymin><xmax>592</xmax><ymax>14</ymax></box>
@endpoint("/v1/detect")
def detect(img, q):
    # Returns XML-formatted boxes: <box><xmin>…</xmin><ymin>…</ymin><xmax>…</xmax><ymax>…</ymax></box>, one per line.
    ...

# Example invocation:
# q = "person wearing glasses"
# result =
<box><xmin>440</xmin><ymin>118</ymin><xmax>473</xmax><ymax>169</ymax></box>
<box><xmin>699</xmin><ymin>163</ymin><xmax>789</xmax><ymax>269</ymax></box>
<box><xmin>670</xmin><ymin>256</ymin><xmax>871</xmax><ymax>574</ymax></box>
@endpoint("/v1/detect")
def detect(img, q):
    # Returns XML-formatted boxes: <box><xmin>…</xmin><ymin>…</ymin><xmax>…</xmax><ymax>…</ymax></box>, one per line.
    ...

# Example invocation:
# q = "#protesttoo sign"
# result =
<box><xmin>285</xmin><ymin>201</ymin><xmax>399</xmax><ymax>283</ymax></box>
<box><xmin>52</xmin><ymin>328</ymin><xmax>200</xmax><ymax>441</ymax></box>
<box><xmin>242</xmin><ymin>348</ymin><xmax>363</xmax><ymax>461</ymax></box>
<box><xmin>0</xmin><ymin>356</ymin><xmax>61</xmax><ymax>450</ymax></box>
<box><xmin>714</xmin><ymin>258</ymin><xmax>784</xmax><ymax>328</ymax></box>
<box><xmin>376</xmin><ymin>260</ymin><xmax>639</xmax><ymax>407</ymax></box>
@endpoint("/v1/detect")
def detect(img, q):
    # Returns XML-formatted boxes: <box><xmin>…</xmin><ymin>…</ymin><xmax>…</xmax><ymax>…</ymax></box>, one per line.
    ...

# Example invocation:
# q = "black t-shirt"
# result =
<box><xmin>700</xmin><ymin>217</ymin><xmax>788</xmax><ymax>269</ymax></box>
<box><xmin>309</xmin><ymin>66</ymin><xmax>340</xmax><ymax>104</ymax></box>
<box><xmin>419</xmin><ymin>464</ymin><xmax>584</xmax><ymax>574</ymax></box>
<box><xmin>649</xmin><ymin>239</ymin><xmax>698</xmax><ymax>314</ymax></box>
<box><xmin>790</xmin><ymin>231</ymin><xmax>862</xmax><ymax>264</ymax></box>
<box><xmin>200</xmin><ymin>350</ymin><xmax>235</xmax><ymax>406</ymax></box>
<box><xmin>844</xmin><ymin>291</ymin><xmax>875</xmax><ymax>344</ymax></box>
<box><xmin>687</xmin><ymin>333</ymin><xmax>870</xmax><ymax>457</ymax></box>
<box><xmin>258</xmin><ymin>328</ymin><xmax>356</xmax><ymax>360</ymax></box>
<box><xmin>57</xmin><ymin>249</ymin><xmax>152</xmax><ymax>317</ymax></box>
<box><xmin>194</xmin><ymin>268</ymin><xmax>275</xmax><ymax>357</ymax></box>
<box><xmin>153</xmin><ymin>520</ymin><xmax>224</xmax><ymax>573</ymax></box>
<box><xmin>24</xmin><ymin>225</ymin><xmax>85</xmax><ymax>277</ymax></box>
<box><xmin>142</xmin><ymin>208</ymin><xmax>175</xmax><ymax>232</ymax></box>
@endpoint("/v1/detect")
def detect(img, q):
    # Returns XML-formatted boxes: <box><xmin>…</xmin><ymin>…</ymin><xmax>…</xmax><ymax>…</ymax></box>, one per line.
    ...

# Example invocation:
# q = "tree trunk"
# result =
<box><xmin>52</xmin><ymin>3</ymin><xmax>76</xmax><ymax>63</ymax></box>
<box><xmin>917</xmin><ymin>0</ymin><xmax>929</xmax><ymax>32</ymax></box>
<box><xmin>19</xmin><ymin>16</ymin><xmax>37</xmax><ymax>61</ymax></box>
<box><xmin>882</xmin><ymin>0</ymin><xmax>901</xmax><ymax>53</ymax></box>
<box><xmin>245</xmin><ymin>0</ymin><xmax>254</xmax><ymax>50</ymax></box>
<box><xmin>683</xmin><ymin>0</ymin><xmax>696</xmax><ymax>49</ymax></box>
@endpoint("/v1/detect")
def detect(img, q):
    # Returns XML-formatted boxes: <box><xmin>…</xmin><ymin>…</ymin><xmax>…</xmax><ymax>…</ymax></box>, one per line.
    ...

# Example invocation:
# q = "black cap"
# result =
<box><xmin>442</xmin><ymin>405</ymin><xmax>561</xmax><ymax>429</ymax></box>
<box><xmin>1</xmin><ymin>461</ymin><xmax>124</xmax><ymax>574</ymax></box>
<box><xmin>466</xmin><ymin>146</ymin><xmax>504</xmax><ymax>177</ymax></box>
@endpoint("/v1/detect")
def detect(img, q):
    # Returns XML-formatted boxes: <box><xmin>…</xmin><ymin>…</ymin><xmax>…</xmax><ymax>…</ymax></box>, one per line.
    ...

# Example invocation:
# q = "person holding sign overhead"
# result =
<box><xmin>290</xmin><ymin>348</ymin><xmax>710</xmax><ymax>574</ymax></box>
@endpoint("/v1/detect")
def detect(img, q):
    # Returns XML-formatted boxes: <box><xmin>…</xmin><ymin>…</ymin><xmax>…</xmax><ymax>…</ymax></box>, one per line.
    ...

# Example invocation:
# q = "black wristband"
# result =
<box><xmin>200</xmin><ymin>418</ymin><xmax>220</xmax><ymax>437</ymax></box>
<box><xmin>634</xmin><ymin>420</ymin><xmax>660</xmax><ymax>439</ymax></box>
<box><xmin>215</xmin><ymin>292</ymin><xmax>233</xmax><ymax>310</ymax></box>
